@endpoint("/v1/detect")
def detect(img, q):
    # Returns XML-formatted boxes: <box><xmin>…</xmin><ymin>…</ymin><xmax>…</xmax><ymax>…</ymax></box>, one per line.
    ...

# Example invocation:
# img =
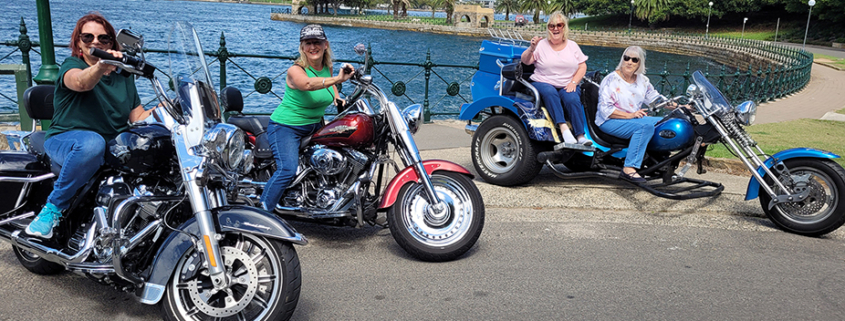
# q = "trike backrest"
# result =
<box><xmin>580</xmin><ymin>71</ymin><xmax>630</xmax><ymax>147</ymax></box>
<box><xmin>220</xmin><ymin>86</ymin><xmax>244</xmax><ymax>114</ymax></box>
<box><xmin>500</xmin><ymin>62</ymin><xmax>535</xmax><ymax>99</ymax></box>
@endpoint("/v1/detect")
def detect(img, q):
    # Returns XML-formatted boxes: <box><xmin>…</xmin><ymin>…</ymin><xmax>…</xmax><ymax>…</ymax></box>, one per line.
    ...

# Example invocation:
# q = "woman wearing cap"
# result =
<box><xmin>521</xmin><ymin>11</ymin><xmax>590</xmax><ymax>146</ymax></box>
<box><xmin>260</xmin><ymin>24</ymin><xmax>355</xmax><ymax>211</ymax></box>
<box><xmin>25</xmin><ymin>13</ymin><xmax>156</xmax><ymax>238</ymax></box>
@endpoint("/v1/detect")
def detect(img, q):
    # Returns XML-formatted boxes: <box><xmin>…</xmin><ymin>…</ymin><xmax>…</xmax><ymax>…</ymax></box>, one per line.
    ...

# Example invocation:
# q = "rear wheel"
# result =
<box><xmin>759</xmin><ymin>158</ymin><xmax>845</xmax><ymax>236</ymax></box>
<box><xmin>13</xmin><ymin>246</ymin><xmax>63</xmax><ymax>275</ymax></box>
<box><xmin>162</xmin><ymin>232</ymin><xmax>301</xmax><ymax>321</ymax></box>
<box><xmin>388</xmin><ymin>171</ymin><xmax>484</xmax><ymax>262</ymax></box>
<box><xmin>471</xmin><ymin>115</ymin><xmax>542</xmax><ymax>186</ymax></box>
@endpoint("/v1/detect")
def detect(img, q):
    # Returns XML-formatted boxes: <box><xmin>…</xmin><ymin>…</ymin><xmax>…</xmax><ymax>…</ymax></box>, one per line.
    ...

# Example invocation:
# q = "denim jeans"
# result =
<box><xmin>44</xmin><ymin>130</ymin><xmax>107</xmax><ymax>210</ymax></box>
<box><xmin>532</xmin><ymin>82</ymin><xmax>587</xmax><ymax>137</ymax></box>
<box><xmin>260</xmin><ymin>120</ymin><xmax>320</xmax><ymax>210</ymax></box>
<box><xmin>599</xmin><ymin>116</ymin><xmax>661</xmax><ymax>169</ymax></box>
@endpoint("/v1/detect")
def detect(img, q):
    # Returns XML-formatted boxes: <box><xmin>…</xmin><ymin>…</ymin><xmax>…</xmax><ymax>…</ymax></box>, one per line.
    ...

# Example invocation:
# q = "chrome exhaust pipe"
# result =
<box><xmin>0</xmin><ymin>223</ymin><xmax>98</xmax><ymax>266</ymax></box>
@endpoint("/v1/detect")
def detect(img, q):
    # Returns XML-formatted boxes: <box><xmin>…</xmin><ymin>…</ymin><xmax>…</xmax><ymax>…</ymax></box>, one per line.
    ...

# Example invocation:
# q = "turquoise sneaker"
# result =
<box><xmin>25</xmin><ymin>203</ymin><xmax>63</xmax><ymax>239</ymax></box>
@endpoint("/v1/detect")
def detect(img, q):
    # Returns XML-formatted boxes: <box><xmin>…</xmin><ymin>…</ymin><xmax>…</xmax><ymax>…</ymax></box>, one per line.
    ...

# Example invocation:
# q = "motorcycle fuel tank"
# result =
<box><xmin>311</xmin><ymin>113</ymin><xmax>375</xmax><ymax>148</ymax></box>
<box><xmin>648</xmin><ymin>118</ymin><xmax>695</xmax><ymax>152</ymax></box>
<box><xmin>106</xmin><ymin>124</ymin><xmax>175</xmax><ymax>175</ymax></box>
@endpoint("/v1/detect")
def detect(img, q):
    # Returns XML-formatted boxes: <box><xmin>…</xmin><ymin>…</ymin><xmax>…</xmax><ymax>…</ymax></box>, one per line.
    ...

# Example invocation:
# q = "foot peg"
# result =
<box><xmin>553</xmin><ymin>142</ymin><xmax>596</xmax><ymax>152</ymax></box>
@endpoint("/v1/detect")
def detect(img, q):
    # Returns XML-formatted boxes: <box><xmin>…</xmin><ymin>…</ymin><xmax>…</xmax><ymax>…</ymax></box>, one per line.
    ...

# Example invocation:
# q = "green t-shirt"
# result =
<box><xmin>47</xmin><ymin>56</ymin><xmax>141</xmax><ymax>141</ymax></box>
<box><xmin>270</xmin><ymin>65</ymin><xmax>335</xmax><ymax>126</ymax></box>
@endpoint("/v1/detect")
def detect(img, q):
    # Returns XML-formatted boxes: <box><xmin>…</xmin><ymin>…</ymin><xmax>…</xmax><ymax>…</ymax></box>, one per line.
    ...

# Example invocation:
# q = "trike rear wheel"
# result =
<box><xmin>471</xmin><ymin>115</ymin><xmax>542</xmax><ymax>186</ymax></box>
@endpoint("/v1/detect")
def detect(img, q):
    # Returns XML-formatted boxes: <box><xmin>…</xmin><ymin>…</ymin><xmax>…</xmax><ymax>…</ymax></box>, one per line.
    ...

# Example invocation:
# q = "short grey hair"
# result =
<box><xmin>615</xmin><ymin>46</ymin><xmax>647</xmax><ymax>75</ymax></box>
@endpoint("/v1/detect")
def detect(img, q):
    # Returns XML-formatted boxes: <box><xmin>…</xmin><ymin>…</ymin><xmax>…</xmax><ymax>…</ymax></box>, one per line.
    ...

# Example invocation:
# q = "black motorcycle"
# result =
<box><xmin>0</xmin><ymin>23</ymin><xmax>305</xmax><ymax>320</ymax></box>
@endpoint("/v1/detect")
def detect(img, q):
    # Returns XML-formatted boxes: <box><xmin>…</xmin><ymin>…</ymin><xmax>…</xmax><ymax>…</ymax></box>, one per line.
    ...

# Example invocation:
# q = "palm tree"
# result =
<box><xmin>634</xmin><ymin>0</ymin><xmax>671</xmax><ymax>25</ymax></box>
<box><xmin>441</xmin><ymin>0</ymin><xmax>456</xmax><ymax>24</ymax></box>
<box><xmin>496</xmin><ymin>0</ymin><xmax>520</xmax><ymax>21</ymax></box>
<box><xmin>548</xmin><ymin>0</ymin><xmax>578</xmax><ymax>18</ymax></box>
<box><xmin>520</xmin><ymin>0</ymin><xmax>550</xmax><ymax>24</ymax></box>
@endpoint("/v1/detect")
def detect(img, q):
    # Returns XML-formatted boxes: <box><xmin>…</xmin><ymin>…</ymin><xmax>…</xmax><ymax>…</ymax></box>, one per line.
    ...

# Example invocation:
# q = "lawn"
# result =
<box><xmin>814</xmin><ymin>53</ymin><xmax>845</xmax><ymax>70</ymax></box>
<box><xmin>705</xmin><ymin>118</ymin><xmax>845</xmax><ymax>167</ymax></box>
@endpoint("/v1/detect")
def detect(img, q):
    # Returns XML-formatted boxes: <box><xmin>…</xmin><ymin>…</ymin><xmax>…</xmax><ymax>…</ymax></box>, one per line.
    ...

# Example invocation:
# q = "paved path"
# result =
<box><xmin>755</xmin><ymin>63</ymin><xmax>845</xmax><ymax>124</ymax></box>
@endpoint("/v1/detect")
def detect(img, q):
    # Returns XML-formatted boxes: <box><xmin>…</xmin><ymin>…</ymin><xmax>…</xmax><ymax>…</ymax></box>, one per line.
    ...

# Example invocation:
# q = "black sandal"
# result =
<box><xmin>620</xmin><ymin>171</ymin><xmax>647</xmax><ymax>184</ymax></box>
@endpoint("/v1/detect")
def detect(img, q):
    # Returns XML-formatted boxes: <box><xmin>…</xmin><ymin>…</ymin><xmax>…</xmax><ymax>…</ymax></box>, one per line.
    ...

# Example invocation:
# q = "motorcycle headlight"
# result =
<box><xmin>240</xmin><ymin>149</ymin><xmax>253</xmax><ymax>175</ymax></box>
<box><xmin>402</xmin><ymin>103</ymin><xmax>423</xmax><ymax>134</ymax></box>
<box><xmin>202</xmin><ymin>123</ymin><xmax>245</xmax><ymax>170</ymax></box>
<box><xmin>735</xmin><ymin>100</ymin><xmax>757</xmax><ymax>126</ymax></box>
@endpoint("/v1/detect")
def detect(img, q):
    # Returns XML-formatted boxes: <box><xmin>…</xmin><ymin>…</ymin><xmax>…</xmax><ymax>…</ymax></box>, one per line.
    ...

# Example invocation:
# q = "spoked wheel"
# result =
<box><xmin>13</xmin><ymin>246</ymin><xmax>63</xmax><ymax>275</ymax></box>
<box><xmin>759</xmin><ymin>158</ymin><xmax>845</xmax><ymax>237</ymax></box>
<box><xmin>162</xmin><ymin>233</ymin><xmax>301</xmax><ymax>321</ymax></box>
<box><xmin>471</xmin><ymin>115</ymin><xmax>542</xmax><ymax>186</ymax></box>
<box><xmin>388</xmin><ymin>171</ymin><xmax>484</xmax><ymax>262</ymax></box>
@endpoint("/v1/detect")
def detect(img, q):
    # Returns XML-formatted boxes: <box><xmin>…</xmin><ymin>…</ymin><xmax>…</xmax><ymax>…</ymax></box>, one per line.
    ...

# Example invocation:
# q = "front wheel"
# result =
<box><xmin>471</xmin><ymin>115</ymin><xmax>542</xmax><ymax>186</ymax></box>
<box><xmin>388</xmin><ymin>171</ymin><xmax>484</xmax><ymax>262</ymax></box>
<box><xmin>162</xmin><ymin>232</ymin><xmax>301</xmax><ymax>321</ymax></box>
<box><xmin>759</xmin><ymin>158</ymin><xmax>845</xmax><ymax>237</ymax></box>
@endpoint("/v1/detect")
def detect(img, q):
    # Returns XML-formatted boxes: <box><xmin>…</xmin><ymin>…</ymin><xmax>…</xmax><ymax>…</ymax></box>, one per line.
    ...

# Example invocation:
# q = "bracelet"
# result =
<box><xmin>322</xmin><ymin>78</ymin><xmax>326</xmax><ymax>87</ymax></box>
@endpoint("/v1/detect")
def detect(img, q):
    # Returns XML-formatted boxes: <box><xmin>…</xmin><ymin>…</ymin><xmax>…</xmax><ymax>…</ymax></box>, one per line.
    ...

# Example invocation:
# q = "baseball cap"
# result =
<box><xmin>300</xmin><ymin>24</ymin><xmax>327</xmax><ymax>42</ymax></box>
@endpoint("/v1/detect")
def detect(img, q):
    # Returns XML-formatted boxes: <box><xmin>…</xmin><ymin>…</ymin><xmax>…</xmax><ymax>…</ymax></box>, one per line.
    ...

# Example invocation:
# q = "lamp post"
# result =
<box><xmin>706</xmin><ymin>1</ymin><xmax>713</xmax><ymax>38</ymax></box>
<box><xmin>741</xmin><ymin>17</ymin><xmax>747</xmax><ymax>39</ymax></box>
<box><xmin>628</xmin><ymin>0</ymin><xmax>635</xmax><ymax>32</ymax></box>
<box><xmin>802</xmin><ymin>0</ymin><xmax>816</xmax><ymax>51</ymax></box>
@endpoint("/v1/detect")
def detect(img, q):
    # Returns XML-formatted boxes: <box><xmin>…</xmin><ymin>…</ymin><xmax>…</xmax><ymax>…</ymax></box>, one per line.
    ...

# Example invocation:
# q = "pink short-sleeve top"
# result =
<box><xmin>529</xmin><ymin>39</ymin><xmax>589</xmax><ymax>88</ymax></box>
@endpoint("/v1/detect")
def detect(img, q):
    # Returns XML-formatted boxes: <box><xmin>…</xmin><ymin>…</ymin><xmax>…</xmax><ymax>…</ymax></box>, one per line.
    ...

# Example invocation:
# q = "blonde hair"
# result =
<box><xmin>295</xmin><ymin>40</ymin><xmax>334</xmax><ymax>73</ymax></box>
<box><xmin>616</xmin><ymin>46</ymin><xmax>647</xmax><ymax>75</ymax></box>
<box><xmin>546</xmin><ymin>12</ymin><xmax>570</xmax><ymax>41</ymax></box>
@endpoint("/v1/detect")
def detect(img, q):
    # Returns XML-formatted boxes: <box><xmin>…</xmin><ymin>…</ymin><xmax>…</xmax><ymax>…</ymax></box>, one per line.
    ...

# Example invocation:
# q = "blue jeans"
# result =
<box><xmin>260</xmin><ymin>121</ymin><xmax>320</xmax><ymax>210</ymax></box>
<box><xmin>599</xmin><ymin>116</ymin><xmax>661</xmax><ymax>169</ymax></box>
<box><xmin>44</xmin><ymin>130</ymin><xmax>106</xmax><ymax>210</ymax></box>
<box><xmin>532</xmin><ymin>82</ymin><xmax>587</xmax><ymax>137</ymax></box>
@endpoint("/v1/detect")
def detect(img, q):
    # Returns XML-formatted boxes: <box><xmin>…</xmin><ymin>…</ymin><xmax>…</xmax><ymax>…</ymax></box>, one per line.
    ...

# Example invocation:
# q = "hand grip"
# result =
<box><xmin>90</xmin><ymin>48</ymin><xmax>119</xmax><ymax>61</ymax></box>
<box><xmin>342</xmin><ymin>65</ymin><xmax>353</xmax><ymax>75</ymax></box>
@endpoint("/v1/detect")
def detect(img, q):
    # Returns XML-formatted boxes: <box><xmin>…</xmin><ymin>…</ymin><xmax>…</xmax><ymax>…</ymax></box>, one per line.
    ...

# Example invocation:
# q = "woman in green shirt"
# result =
<box><xmin>26</xmin><ymin>13</ymin><xmax>156</xmax><ymax>239</ymax></box>
<box><xmin>260</xmin><ymin>24</ymin><xmax>355</xmax><ymax>210</ymax></box>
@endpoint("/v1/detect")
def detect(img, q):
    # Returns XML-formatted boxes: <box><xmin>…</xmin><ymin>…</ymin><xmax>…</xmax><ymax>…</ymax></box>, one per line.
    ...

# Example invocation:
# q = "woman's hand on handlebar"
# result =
<box><xmin>95</xmin><ymin>49</ymin><xmax>123</xmax><ymax>76</ymax></box>
<box><xmin>629</xmin><ymin>109</ymin><xmax>648</xmax><ymax>119</ymax></box>
<box><xmin>338</xmin><ymin>63</ymin><xmax>355</xmax><ymax>82</ymax></box>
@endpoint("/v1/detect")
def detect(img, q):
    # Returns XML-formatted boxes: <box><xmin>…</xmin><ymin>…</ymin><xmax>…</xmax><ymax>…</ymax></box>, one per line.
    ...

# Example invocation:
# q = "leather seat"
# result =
<box><xmin>23</xmin><ymin>85</ymin><xmax>61</xmax><ymax>175</ymax></box>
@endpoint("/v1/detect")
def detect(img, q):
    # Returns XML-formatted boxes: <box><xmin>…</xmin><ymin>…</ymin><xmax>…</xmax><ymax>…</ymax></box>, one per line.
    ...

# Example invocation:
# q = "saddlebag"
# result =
<box><xmin>0</xmin><ymin>152</ymin><xmax>53</xmax><ymax>216</ymax></box>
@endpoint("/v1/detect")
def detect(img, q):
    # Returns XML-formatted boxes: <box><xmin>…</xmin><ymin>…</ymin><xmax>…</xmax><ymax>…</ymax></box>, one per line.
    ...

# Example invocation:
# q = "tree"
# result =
<box><xmin>520</xmin><ymin>0</ymin><xmax>552</xmax><ymax>24</ymax></box>
<box><xmin>548</xmin><ymin>0</ymin><xmax>578</xmax><ymax>18</ymax></box>
<box><xmin>634</xmin><ymin>0</ymin><xmax>671</xmax><ymax>25</ymax></box>
<box><xmin>496</xmin><ymin>0</ymin><xmax>520</xmax><ymax>21</ymax></box>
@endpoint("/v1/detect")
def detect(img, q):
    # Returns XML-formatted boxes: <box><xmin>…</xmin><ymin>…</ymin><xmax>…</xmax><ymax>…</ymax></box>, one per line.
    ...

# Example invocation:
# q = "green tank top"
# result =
<box><xmin>270</xmin><ymin>65</ymin><xmax>335</xmax><ymax>126</ymax></box>
<box><xmin>48</xmin><ymin>56</ymin><xmax>141</xmax><ymax>141</ymax></box>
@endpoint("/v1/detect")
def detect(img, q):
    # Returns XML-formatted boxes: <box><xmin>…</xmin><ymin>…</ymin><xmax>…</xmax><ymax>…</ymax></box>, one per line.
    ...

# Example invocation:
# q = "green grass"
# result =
<box><xmin>705</xmin><ymin>119</ymin><xmax>845</xmax><ymax>167</ymax></box>
<box><xmin>814</xmin><ymin>53</ymin><xmax>845</xmax><ymax>69</ymax></box>
<box><xmin>709</xmin><ymin>30</ymin><xmax>776</xmax><ymax>41</ymax></box>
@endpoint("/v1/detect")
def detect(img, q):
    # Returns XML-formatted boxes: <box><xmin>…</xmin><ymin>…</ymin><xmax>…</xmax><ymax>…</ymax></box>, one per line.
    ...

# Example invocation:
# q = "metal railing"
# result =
<box><xmin>1</xmin><ymin>18</ymin><xmax>813</xmax><ymax>123</ymax></box>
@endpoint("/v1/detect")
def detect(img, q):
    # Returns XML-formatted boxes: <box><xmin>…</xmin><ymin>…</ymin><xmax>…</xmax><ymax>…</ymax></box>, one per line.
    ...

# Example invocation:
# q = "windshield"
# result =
<box><xmin>692</xmin><ymin>70</ymin><xmax>731</xmax><ymax>114</ymax></box>
<box><xmin>168</xmin><ymin>22</ymin><xmax>221</xmax><ymax>122</ymax></box>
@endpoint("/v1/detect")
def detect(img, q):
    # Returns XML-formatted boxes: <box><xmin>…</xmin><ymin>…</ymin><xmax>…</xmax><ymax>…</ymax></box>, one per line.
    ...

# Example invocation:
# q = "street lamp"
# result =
<box><xmin>803</xmin><ymin>0</ymin><xmax>816</xmax><ymax>51</ymax></box>
<box><xmin>706</xmin><ymin>1</ymin><xmax>713</xmax><ymax>38</ymax></box>
<box><xmin>741</xmin><ymin>17</ymin><xmax>747</xmax><ymax>39</ymax></box>
<box><xmin>628</xmin><ymin>0</ymin><xmax>635</xmax><ymax>32</ymax></box>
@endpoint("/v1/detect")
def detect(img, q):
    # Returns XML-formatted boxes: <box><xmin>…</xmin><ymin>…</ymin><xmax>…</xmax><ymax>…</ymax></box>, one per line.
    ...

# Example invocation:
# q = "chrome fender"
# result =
<box><xmin>378</xmin><ymin>160</ymin><xmax>474</xmax><ymax>209</ymax></box>
<box><xmin>138</xmin><ymin>205</ymin><xmax>306</xmax><ymax>305</ymax></box>
<box><xmin>744</xmin><ymin>148</ymin><xmax>841</xmax><ymax>200</ymax></box>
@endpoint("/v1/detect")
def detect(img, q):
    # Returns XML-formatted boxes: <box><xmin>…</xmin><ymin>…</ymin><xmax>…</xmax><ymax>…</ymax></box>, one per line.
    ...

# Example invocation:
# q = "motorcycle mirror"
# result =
<box><xmin>354</xmin><ymin>43</ymin><xmax>366</xmax><ymax>56</ymax></box>
<box><xmin>116</xmin><ymin>29</ymin><xmax>143</xmax><ymax>55</ymax></box>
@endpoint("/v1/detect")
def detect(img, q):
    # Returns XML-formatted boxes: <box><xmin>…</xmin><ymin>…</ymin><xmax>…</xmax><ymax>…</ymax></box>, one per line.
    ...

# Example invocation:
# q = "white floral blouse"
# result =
<box><xmin>595</xmin><ymin>71</ymin><xmax>664</xmax><ymax>126</ymax></box>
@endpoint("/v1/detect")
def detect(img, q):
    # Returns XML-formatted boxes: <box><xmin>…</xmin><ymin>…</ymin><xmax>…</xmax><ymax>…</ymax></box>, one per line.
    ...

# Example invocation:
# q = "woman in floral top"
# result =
<box><xmin>596</xmin><ymin>46</ymin><xmax>673</xmax><ymax>183</ymax></box>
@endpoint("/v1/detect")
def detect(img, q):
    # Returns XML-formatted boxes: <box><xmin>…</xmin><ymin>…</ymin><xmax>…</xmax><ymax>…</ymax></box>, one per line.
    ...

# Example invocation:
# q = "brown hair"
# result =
<box><xmin>69</xmin><ymin>12</ymin><xmax>119</xmax><ymax>58</ymax></box>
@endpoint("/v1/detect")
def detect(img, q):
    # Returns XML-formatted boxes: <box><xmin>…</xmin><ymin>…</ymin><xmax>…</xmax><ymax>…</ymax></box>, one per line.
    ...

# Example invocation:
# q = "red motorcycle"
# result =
<box><xmin>224</xmin><ymin>44</ymin><xmax>484</xmax><ymax>262</ymax></box>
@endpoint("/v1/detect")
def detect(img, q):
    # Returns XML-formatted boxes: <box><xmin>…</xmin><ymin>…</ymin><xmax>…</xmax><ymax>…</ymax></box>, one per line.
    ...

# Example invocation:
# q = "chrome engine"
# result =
<box><xmin>282</xmin><ymin>146</ymin><xmax>372</xmax><ymax>210</ymax></box>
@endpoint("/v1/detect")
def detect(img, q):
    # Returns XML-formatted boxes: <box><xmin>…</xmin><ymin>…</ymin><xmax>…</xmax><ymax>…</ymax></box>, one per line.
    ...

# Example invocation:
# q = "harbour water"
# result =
<box><xmin>1</xmin><ymin>0</ymin><xmax>725</xmax><ymax>115</ymax></box>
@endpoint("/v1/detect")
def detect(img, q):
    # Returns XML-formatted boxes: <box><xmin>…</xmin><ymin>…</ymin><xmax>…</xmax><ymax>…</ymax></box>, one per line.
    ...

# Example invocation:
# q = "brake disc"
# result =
<box><xmin>186</xmin><ymin>246</ymin><xmax>259</xmax><ymax>318</ymax></box>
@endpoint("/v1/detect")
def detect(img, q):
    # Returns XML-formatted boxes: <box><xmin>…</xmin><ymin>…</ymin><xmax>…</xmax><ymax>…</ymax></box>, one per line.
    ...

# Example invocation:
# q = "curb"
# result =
<box><xmin>700</xmin><ymin>156</ymin><xmax>751</xmax><ymax>176</ymax></box>
<box><xmin>815</xmin><ymin>61</ymin><xmax>845</xmax><ymax>71</ymax></box>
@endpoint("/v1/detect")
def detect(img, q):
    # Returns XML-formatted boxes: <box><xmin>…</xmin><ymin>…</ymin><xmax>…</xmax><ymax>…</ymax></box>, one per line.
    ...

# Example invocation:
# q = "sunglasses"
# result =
<box><xmin>304</xmin><ymin>40</ymin><xmax>324</xmax><ymax>46</ymax></box>
<box><xmin>623</xmin><ymin>55</ymin><xmax>640</xmax><ymax>63</ymax></box>
<box><xmin>547</xmin><ymin>23</ymin><xmax>565</xmax><ymax>30</ymax></box>
<box><xmin>80</xmin><ymin>33</ymin><xmax>113</xmax><ymax>45</ymax></box>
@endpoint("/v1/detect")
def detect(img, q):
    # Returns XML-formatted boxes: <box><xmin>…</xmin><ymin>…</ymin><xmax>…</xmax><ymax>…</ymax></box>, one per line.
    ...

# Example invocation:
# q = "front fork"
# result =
<box><xmin>388</xmin><ymin>103</ymin><xmax>445</xmax><ymax>212</ymax></box>
<box><xmin>709</xmin><ymin>117</ymin><xmax>807</xmax><ymax>206</ymax></box>
<box><xmin>174</xmin><ymin>130</ymin><xmax>229</xmax><ymax>290</ymax></box>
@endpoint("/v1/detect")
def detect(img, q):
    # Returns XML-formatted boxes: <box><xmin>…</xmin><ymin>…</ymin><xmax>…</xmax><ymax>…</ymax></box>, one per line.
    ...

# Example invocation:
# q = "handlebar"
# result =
<box><xmin>90</xmin><ymin>48</ymin><xmax>156</xmax><ymax>78</ymax></box>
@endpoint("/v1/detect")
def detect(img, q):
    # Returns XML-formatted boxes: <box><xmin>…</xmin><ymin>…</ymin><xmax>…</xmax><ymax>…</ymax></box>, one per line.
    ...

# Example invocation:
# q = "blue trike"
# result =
<box><xmin>459</xmin><ymin>34</ymin><xmax>845</xmax><ymax>236</ymax></box>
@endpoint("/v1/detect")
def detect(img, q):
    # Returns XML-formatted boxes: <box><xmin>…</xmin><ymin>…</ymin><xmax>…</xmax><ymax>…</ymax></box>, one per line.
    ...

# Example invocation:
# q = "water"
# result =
<box><xmin>0</xmin><ymin>0</ymin><xmax>724</xmax><ymax>116</ymax></box>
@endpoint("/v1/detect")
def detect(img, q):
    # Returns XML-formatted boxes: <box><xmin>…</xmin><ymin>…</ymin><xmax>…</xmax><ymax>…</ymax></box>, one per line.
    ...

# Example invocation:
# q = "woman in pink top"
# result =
<box><xmin>520</xmin><ymin>11</ymin><xmax>590</xmax><ymax>146</ymax></box>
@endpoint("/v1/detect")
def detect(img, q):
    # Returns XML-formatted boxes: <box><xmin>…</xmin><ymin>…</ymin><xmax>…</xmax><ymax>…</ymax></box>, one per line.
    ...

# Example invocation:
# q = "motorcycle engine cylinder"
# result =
<box><xmin>307</xmin><ymin>146</ymin><xmax>347</xmax><ymax>176</ymax></box>
<box><xmin>96</xmin><ymin>178</ymin><xmax>132</xmax><ymax>206</ymax></box>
